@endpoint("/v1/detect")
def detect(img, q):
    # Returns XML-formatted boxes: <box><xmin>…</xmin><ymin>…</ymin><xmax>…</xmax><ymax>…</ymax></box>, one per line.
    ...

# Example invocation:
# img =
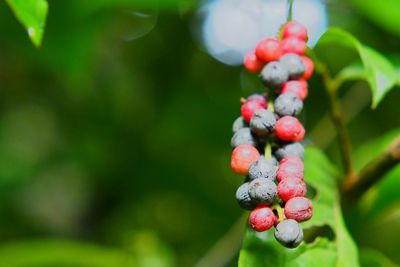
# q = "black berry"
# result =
<box><xmin>250</xmin><ymin>109</ymin><xmax>276</xmax><ymax>136</ymax></box>
<box><xmin>232</xmin><ymin>116</ymin><xmax>247</xmax><ymax>133</ymax></box>
<box><xmin>260</xmin><ymin>61</ymin><xmax>289</xmax><ymax>89</ymax></box>
<box><xmin>274</xmin><ymin>142</ymin><xmax>304</xmax><ymax>161</ymax></box>
<box><xmin>279</xmin><ymin>53</ymin><xmax>305</xmax><ymax>79</ymax></box>
<box><xmin>235</xmin><ymin>182</ymin><xmax>256</xmax><ymax>210</ymax></box>
<box><xmin>274</xmin><ymin>93</ymin><xmax>303</xmax><ymax>117</ymax></box>
<box><xmin>248</xmin><ymin>156</ymin><xmax>276</xmax><ymax>180</ymax></box>
<box><xmin>231</xmin><ymin>128</ymin><xmax>259</xmax><ymax>148</ymax></box>
<box><xmin>274</xmin><ymin>219</ymin><xmax>304</xmax><ymax>248</ymax></box>
<box><xmin>248</xmin><ymin>178</ymin><xmax>277</xmax><ymax>205</ymax></box>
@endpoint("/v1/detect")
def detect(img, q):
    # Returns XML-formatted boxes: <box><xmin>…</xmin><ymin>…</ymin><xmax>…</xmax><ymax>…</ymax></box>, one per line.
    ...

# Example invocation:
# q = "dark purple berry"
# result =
<box><xmin>231</xmin><ymin>128</ymin><xmax>258</xmax><ymax>148</ymax></box>
<box><xmin>274</xmin><ymin>142</ymin><xmax>304</xmax><ymax>161</ymax></box>
<box><xmin>248</xmin><ymin>156</ymin><xmax>276</xmax><ymax>180</ymax></box>
<box><xmin>235</xmin><ymin>182</ymin><xmax>255</xmax><ymax>210</ymax></box>
<box><xmin>279</xmin><ymin>53</ymin><xmax>305</xmax><ymax>79</ymax></box>
<box><xmin>232</xmin><ymin>116</ymin><xmax>247</xmax><ymax>133</ymax></box>
<box><xmin>250</xmin><ymin>109</ymin><xmax>276</xmax><ymax>137</ymax></box>
<box><xmin>274</xmin><ymin>93</ymin><xmax>303</xmax><ymax>117</ymax></box>
<box><xmin>260</xmin><ymin>61</ymin><xmax>289</xmax><ymax>89</ymax></box>
<box><xmin>274</xmin><ymin>219</ymin><xmax>304</xmax><ymax>248</ymax></box>
<box><xmin>248</xmin><ymin>178</ymin><xmax>277</xmax><ymax>205</ymax></box>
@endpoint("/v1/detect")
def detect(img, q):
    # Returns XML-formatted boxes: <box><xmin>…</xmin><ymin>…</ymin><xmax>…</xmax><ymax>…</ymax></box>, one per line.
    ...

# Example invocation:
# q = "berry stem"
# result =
<box><xmin>287</xmin><ymin>0</ymin><xmax>294</xmax><ymax>22</ymax></box>
<box><xmin>272</xmin><ymin>203</ymin><xmax>285</xmax><ymax>223</ymax></box>
<box><xmin>343</xmin><ymin>137</ymin><xmax>400</xmax><ymax>198</ymax></box>
<box><xmin>310</xmin><ymin>51</ymin><xmax>356</xmax><ymax>180</ymax></box>
<box><xmin>194</xmin><ymin>213</ymin><xmax>248</xmax><ymax>267</ymax></box>
<box><xmin>264</xmin><ymin>143</ymin><xmax>272</xmax><ymax>160</ymax></box>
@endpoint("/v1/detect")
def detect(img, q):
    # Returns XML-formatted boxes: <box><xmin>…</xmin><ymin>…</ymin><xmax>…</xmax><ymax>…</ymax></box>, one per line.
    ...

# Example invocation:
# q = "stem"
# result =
<box><xmin>343</xmin><ymin>137</ymin><xmax>400</xmax><ymax>198</ymax></box>
<box><xmin>287</xmin><ymin>0</ymin><xmax>294</xmax><ymax>21</ymax></box>
<box><xmin>317</xmin><ymin>62</ymin><xmax>356</xmax><ymax>180</ymax></box>
<box><xmin>194</xmin><ymin>214</ymin><xmax>247</xmax><ymax>267</ymax></box>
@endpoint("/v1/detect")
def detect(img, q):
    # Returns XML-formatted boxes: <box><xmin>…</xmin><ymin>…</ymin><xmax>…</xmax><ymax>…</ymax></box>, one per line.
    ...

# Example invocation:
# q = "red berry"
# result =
<box><xmin>281</xmin><ymin>37</ymin><xmax>307</xmax><ymax>55</ymax></box>
<box><xmin>277</xmin><ymin>157</ymin><xmax>304</xmax><ymax>182</ymax></box>
<box><xmin>249</xmin><ymin>205</ymin><xmax>275</xmax><ymax>232</ymax></box>
<box><xmin>255</xmin><ymin>38</ymin><xmax>282</xmax><ymax>62</ymax></box>
<box><xmin>282</xmin><ymin>21</ymin><xmax>308</xmax><ymax>41</ymax></box>
<box><xmin>244</xmin><ymin>52</ymin><xmax>265</xmax><ymax>73</ymax></box>
<box><xmin>231</xmin><ymin>145</ymin><xmax>260</xmax><ymax>175</ymax></box>
<box><xmin>278</xmin><ymin>177</ymin><xmax>307</xmax><ymax>202</ymax></box>
<box><xmin>284</xmin><ymin>197</ymin><xmax>313</xmax><ymax>222</ymax></box>
<box><xmin>281</xmin><ymin>80</ymin><xmax>308</xmax><ymax>100</ymax></box>
<box><xmin>246</xmin><ymin>94</ymin><xmax>267</xmax><ymax>106</ymax></box>
<box><xmin>275</xmin><ymin>116</ymin><xmax>305</xmax><ymax>142</ymax></box>
<box><xmin>300</xmin><ymin>56</ymin><xmax>314</xmax><ymax>80</ymax></box>
<box><xmin>280</xmin><ymin>156</ymin><xmax>304</xmax><ymax>168</ymax></box>
<box><xmin>241</xmin><ymin>101</ymin><xmax>266</xmax><ymax>123</ymax></box>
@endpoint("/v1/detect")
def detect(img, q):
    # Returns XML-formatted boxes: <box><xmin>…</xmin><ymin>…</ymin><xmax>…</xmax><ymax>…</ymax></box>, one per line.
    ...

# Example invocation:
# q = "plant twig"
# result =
<box><xmin>317</xmin><ymin>63</ymin><xmax>356</xmax><ymax>180</ymax></box>
<box><xmin>287</xmin><ymin>0</ymin><xmax>294</xmax><ymax>21</ymax></box>
<box><xmin>343</xmin><ymin>137</ymin><xmax>400</xmax><ymax>198</ymax></box>
<box><xmin>194</xmin><ymin>213</ymin><xmax>247</xmax><ymax>267</ymax></box>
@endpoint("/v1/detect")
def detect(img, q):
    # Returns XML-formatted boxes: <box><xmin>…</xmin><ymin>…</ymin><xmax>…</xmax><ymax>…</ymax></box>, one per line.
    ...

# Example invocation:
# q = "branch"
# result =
<box><xmin>343</xmin><ymin>137</ymin><xmax>400</xmax><ymax>198</ymax></box>
<box><xmin>194</xmin><ymin>214</ymin><xmax>247</xmax><ymax>267</ymax></box>
<box><xmin>287</xmin><ymin>0</ymin><xmax>294</xmax><ymax>21</ymax></box>
<box><xmin>318</xmin><ymin>63</ymin><xmax>356</xmax><ymax>180</ymax></box>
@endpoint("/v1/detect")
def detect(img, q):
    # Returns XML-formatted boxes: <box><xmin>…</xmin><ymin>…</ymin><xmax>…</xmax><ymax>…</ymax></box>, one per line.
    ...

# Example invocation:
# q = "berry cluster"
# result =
<box><xmin>231</xmin><ymin>21</ymin><xmax>314</xmax><ymax>248</ymax></box>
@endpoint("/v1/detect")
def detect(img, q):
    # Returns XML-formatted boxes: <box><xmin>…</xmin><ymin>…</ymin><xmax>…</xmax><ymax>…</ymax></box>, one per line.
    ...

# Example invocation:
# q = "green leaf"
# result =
<box><xmin>388</xmin><ymin>54</ymin><xmax>400</xmax><ymax>86</ymax></box>
<box><xmin>238</xmin><ymin>147</ymin><xmax>360</xmax><ymax>267</ymax></box>
<box><xmin>360</xmin><ymin>248</ymin><xmax>399</xmax><ymax>267</ymax></box>
<box><xmin>314</xmin><ymin>28</ymin><xmax>397</xmax><ymax>108</ymax></box>
<box><xmin>349</xmin><ymin>0</ymin><xmax>400</xmax><ymax>37</ymax></box>
<box><xmin>6</xmin><ymin>0</ymin><xmax>48</xmax><ymax>47</ymax></box>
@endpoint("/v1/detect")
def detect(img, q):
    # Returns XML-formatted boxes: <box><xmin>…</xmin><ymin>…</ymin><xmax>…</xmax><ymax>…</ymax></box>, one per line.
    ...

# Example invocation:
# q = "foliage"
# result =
<box><xmin>239</xmin><ymin>148</ymin><xmax>359</xmax><ymax>267</ymax></box>
<box><xmin>314</xmin><ymin>28</ymin><xmax>397</xmax><ymax>108</ymax></box>
<box><xmin>0</xmin><ymin>1</ymin><xmax>400</xmax><ymax>267</ymax></box>
<box><xmin>5</xmin><ymin>0</ymin><xmax>48</xmax><ymax>46</ymax></box>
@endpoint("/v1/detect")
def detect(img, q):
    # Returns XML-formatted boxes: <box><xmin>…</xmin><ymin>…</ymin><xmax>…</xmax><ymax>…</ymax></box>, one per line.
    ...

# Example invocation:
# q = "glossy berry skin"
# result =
<box><xmin>275</xmin><ymin>116</ymin><xmax>305</xmax><ymax>142</ymax></box>
<box><xmin>300</xmin><ymin>56</ymin><xmax>314</xmax><ymax>80</ymax></box>
<box><xmin>274</xmin><ymin>93</ymin><xmax>303</xmax><ymax>117</ymax></box>
<box><xmin>249</xmin><ymin>205</ymin><xmax>276</xmax><ymax>232</ymax></box>
<box><xmin>260</xmin><ymin>62</ymin><xmax>289</xmax><ymax>89</ymax></box>
<box><xmin>231</xmin><ymin>145</ymin><xmax>260</xmax><ymax>175</ymax></box>
<box><xmin>236</xmin><ymin>182</ymin><xmax>256</xmax><ymax>210</ymax></box>
<box><xmin>277</xmin><ymin>157</ymin><xmax>304</xmax><ymax>182</ymax></box>
<box><xmin>281</xmin><ymin>80</ymin><xmax>308</xmax><ymax>100</ymax></box>
<box><xmin>248</xmin><ymin>178</ymin><xmax>277</xmax><ymax>205</ymax></box>
<box><xmin>278</xmin><ymin>177</ymin><xmax>307</xmax><ymax>202</ymax></box>
<box><xmin>249</xmin><ymin>109</ymin><xmax>276</xmax><ymax>136</ymax></box>
<box><xmin>244</xmin><ymin>52</ymin><xmax>264</xmax><ymax>73</ymax></box>
<box><xmin>274</xmin><ymin>219</ymin><xmax>304</xmax><ymax>248</ymax></box>
<box><xmin>284</xmin><ymin>197</ymin><xmax>313</xmax><ymax>222</ymax></box>
<box><xmin>255</xmin><ymin>38</ymin><xmax>282</xmax><ymax>62</ymax></box>
<box><xmin>248</xmin><ymin>156</ymin><xmax>276</xmax><ymax>181</ymax></box>
<box><xmin>241</xmin><ymin>101</ymin><xmax>266</xmax><ymax>123</ymax></box>
<box><xmin>279</xmin><ymin>53</ymin><xmax>305</xmax><ymax>79</ymax></box>
<box><xmin>282</xmin><ymin>21</ymin><xmax>308</xmax><ymax>41</ymax></box>
<box><xmin>232</xmin><ymin>116</ymin><xmax>247</xmax><ymax>133</ymax></box>
<box><xmin>231</xmin><ymin>127</ymin><xmax>258</xmax><ymax>148</ymax></box>
<box><xmin>281</xmin><ymin>37</ymin><xmax>307</xmax><ymax>55</ymax></box>
<box><xmin>274</xmin><ymin>142</ymin><xmax>304</xmax><ymax>161</ymax></box>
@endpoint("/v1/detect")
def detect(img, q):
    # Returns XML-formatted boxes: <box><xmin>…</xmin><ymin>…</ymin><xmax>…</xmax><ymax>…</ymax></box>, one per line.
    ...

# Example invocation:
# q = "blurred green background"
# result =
<box><xmin>0</xmin><ymin>0</ymin><xmax>400</xmax><ymax>266</ymax></box>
